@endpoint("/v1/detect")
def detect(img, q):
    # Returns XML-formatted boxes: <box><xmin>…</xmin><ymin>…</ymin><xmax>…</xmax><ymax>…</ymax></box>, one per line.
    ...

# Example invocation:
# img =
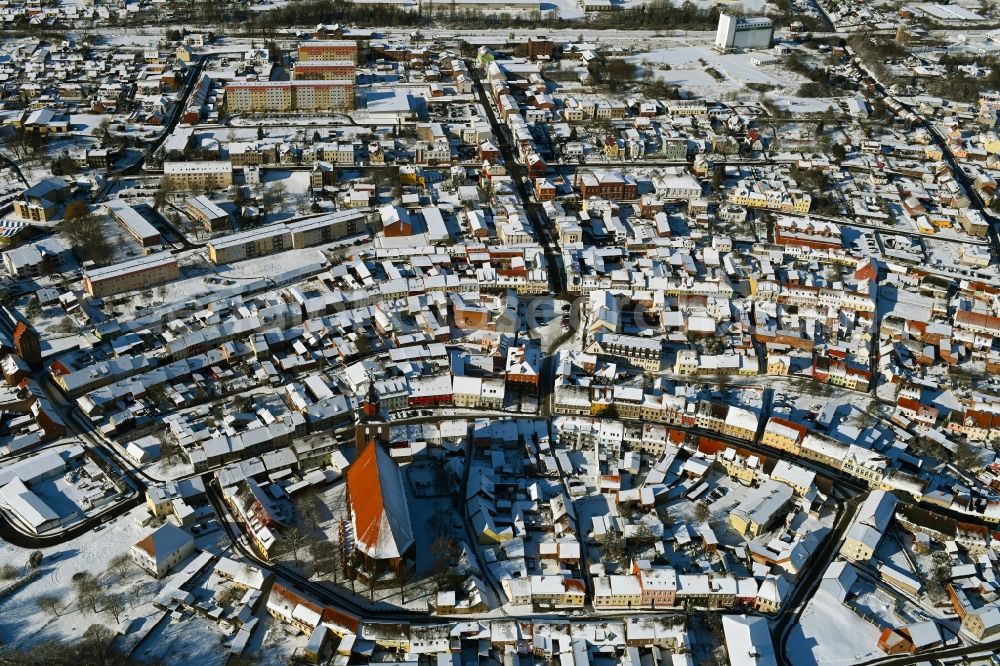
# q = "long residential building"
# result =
<box><xmin>106</xmin><ymin>200</ymin><xmax>162</xmax><ymax>248</ymax></box>
<box><xmin>163</xmin><ymin>161</ymin><xmax>233</xmax><ymax>190</ymax></box>
<box><xmin>207</xmin><ymin>210</ymin><xmax>368</xmax><ymax>264</ymax></box>
<box><xmin>225</xmin><ymin>80</ymin><xmax>355</xmax><ymax>113</ymax></box>
<box><xmin>292</xmin><ymin>60</ymin><xmax>356</xmax><ymax>81</ymax></box>
<box><xmin>185</xmin><ymin>195</ymin><xmax>229</xmax><ymax>232</ymax></box>
<box><xmin>586</xmin><ymin>333</ymin><xmax>663</xmax><ymax>373</ymax></box>
<box><xmin>297</xmin><ymin>40</ymin><xmax>359</xmax><ymax>63</ymax></box>
<box><xmin>83</xmin><ymin>251</ymin><xmax>179</xmax><ymax>297</ymax></box>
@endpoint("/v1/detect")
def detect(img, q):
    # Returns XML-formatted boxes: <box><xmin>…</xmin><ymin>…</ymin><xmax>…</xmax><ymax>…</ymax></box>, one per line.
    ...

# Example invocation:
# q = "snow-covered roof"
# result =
<box><xmin>0</xmin><ymin>477</ymin><xmax>58</xmax><ymax>530</ymax></box>
<box><xmin>133</xmin><ymin>522</ymin><xmax>193</xmax><ymax>564</ymax></box>
<box><xmin>856</xmin><ymin>490</ymin><xmax>897</xmax><ymax>532</ymax></box>
<box><xmin>819</xmin><ymin>561</ymin><xmax>857</xmax><ymax>602</ymax></box>
<box><xmin>721</xmin><ymin>615</ymin><xmax>777</xmax><ymax>666</ymax></box>
<box><xmin>214</xmin><ymin>556</ymin><xmax>268</xmax><ymax>590</ymax></box>
<box><xmin>725</xmin><ymin>406</ymin><xmax>758</xmax><ymax>432</ymax></box>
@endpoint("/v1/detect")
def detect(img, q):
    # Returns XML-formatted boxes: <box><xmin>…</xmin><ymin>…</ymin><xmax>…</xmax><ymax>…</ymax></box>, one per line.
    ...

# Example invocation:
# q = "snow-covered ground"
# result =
<box><xmin>0</xmin><ymin>505</ymin><xmax>154</xmax><ymax>648</ymax></box>
<box><xmin>629</xmin><ymin>44</ymin><xmax>808</xmax><ymax>98</ymax></box>
<box><xmin>69</xmin><ymin>114</ymin><xmax>112</xmax><ymax>138</ymax></box>
<box><xmin>766</xmin><ymin>96</ymin><xmax>838</xmax><ymax>113</ymax></box>
<box><xmin>262</xmin><ymin>169</ymin><xmax>314</xmax><ymax>196</ymax></box>
<box><xmin>130</xmin><ymin>610</ymin><xmax>231</xmax><ymax>665</ymax></box>
<box><xmin>787</xmin><ymin>592</ymin><xmax>883</xmax><ymax>665</ymax></box>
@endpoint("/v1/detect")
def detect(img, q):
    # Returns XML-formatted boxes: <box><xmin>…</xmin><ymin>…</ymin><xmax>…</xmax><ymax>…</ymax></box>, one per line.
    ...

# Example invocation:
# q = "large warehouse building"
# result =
<box><xmin>715</xmin><ymin>14</ymin><xmax>774</xmax><ymax>51</ymax></box>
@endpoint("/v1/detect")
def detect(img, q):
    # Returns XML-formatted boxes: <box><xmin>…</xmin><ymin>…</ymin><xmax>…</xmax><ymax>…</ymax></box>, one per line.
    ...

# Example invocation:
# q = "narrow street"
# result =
<box><xmin>773</xmin><ymin>489</ymin><xmax>866</xmax><ymax>666</ymax></box>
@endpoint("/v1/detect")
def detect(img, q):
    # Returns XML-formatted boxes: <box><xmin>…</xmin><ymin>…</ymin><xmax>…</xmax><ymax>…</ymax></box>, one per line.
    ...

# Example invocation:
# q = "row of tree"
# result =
<box><xmin>0</xmin><ymin>624</ymin><xmax>130</xmax><ymax>666</ymax></box>
<box><xmin>0</xmin><ymin>553</ymin><xmax>141</xmax><ymax>664</ymax></box>
<box><xmin>163</xmin><ymin>0</ymin><xmax>722</xmax><ymax>37</ymax></box>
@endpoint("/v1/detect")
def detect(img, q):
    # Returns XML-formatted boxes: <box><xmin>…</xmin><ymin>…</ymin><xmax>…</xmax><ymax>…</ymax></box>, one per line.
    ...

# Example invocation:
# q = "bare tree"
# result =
<box><xmin>80</xmin><ymin>624</ymin><xmax>118</xmax><ymax>664</ymax></box>
<box><xmin>262</xmin><ymin>181</ymin><xmax>288</xmax><ymax>219</ymax></box>
<box><xmin>153</xmin><ymin>180</ymin><xmax>176</xmax><ymax>210</ymax></box>
<box><xmin>160</xmin><ymin>439</ymin><xmax>185</xmax><ymax>466</ymax></box>
<box><xmin>36</xmin><ymin>593</ymin><xmax>63</xmax><ymax>618</ymax></box>
<box><xmin>428</xmin><ymin>535</ymin><xmax>461</xmax><ymax>591</ymax></box>
<box><xmin>97</xmin><ymin>118</ymin><xmax>112</xmax><ymax>143</ymax></box>
<box><xmin>327</xmin><ymin>484</ymin><xmax>349</xmax><ymax>521</ymax></box>
<box><xmin>309</xmin><ymin>539</ymin><xmax>340</xmax><ymax>582</ymax></box>
<box><xmin>107</xmin><ymin>553</ymin><xmax>135</xmax><ymax>581</ymax></box>
<box><xmin>52</xmin><ymin>316</ymin><xmax>78</xmax><ymax>335</ymax></box>
<box><xmin>102</xmin><ymin>593</ymin><xmax>127</xmax><ymax>624</ymax></box>
<box><xmin>59</xmin><ymin>212</ymin><xmax>112</xmax><ymax>265</ymax></box>
<box><xmin>296</xmin><ymin>491</ymin><xmax>325</xmax><ymax>531</ymax></box>
<box><xmin>397</xmin><ymin>565</ymin><xmax>413</xmax><ymax>604</ymax></box>
<box><xmin>129</xmin><ymin>582</ymin><xmax>145</xmax><ymax>609</ymax></box>
<box><xmin>278</xmin><ymin>527</ymin><xmax>309</xmax><ymax>566</ymax></box>
<box><xmin>72</xmin><ymin>571</ymin><xmax>102</xmax><ymax>614</ymax></box>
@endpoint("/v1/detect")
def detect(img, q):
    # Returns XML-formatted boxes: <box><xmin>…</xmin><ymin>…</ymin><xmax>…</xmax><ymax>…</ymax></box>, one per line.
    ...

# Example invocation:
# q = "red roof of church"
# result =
<box><xmin>346</xmin><ymin>441</ymin><xmax>414</xmax><ymax>561</ymax></box>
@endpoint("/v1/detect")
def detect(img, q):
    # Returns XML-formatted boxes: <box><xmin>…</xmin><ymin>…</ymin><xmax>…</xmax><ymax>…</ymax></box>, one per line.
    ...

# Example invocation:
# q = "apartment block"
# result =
<box><xmin>292</xmin><ymin>60</ymin><xmax>356</xmax><ymax>81</ymax></box>
<box><xmin>163</xmin><ymin>161</ymin><xmax>233</xmax><ymax>190</ymax></box>
<box><xmin>225</xmin><ymin>81</ymin><xmax>355</xmax><ymax>113</ymax></box>
<box><xmin>207</xmin><ymin>210</ymin><xmax>367</xmax><ymax>264</ymax></box>
<box><xmin>297</xmin><ymin>40</ymin><xmax>358</xmax><ymax>64</ymax></box>
<box><xmin>185</xmin><ymin>195</ymin><xmax>230</xmax><ymax>232</ymax></box>
<box><xmin>207</xmin><ymin>225</ymin><xmax>291</xmax><ymax>265</ymax></box>
<box><xmin>83</xmin><ymin>251</ymin><xmax>180</xmax><ymax>297</ymax></box>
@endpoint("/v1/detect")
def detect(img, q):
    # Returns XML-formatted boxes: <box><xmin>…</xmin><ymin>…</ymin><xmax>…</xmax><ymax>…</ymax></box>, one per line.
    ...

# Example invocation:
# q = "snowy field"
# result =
<box><xmin>68</xmin><ymin>114</ymin><xmax>112</xmax><ymax>138</ymax></box>
<box><xmin>767</xmin><ymin>96</ymin><xmax>838</xmax><ymax>113</ymax></box>
<box><xmin>629</xmin><ymin>45</ymin><xmax>808</xmax><ymax>99</ymax></box>
<box><xmin>0</xmin><ymin>493</ymin><xmax>296</xmax><ymax>665</ymax></box>
<box><xmin>787</xmin><ymin>592</ymin><xmax>883</xmax><ymax>665</ymax></box>
<box><xmin>0</xmin><ymin>505</ymin><xmax>154</xmax><ymax>648</ymax></box>
<box><xmin>262</xmin><ymin>170</ymin><xmax>312</xmax><ymax>195</ymax></box>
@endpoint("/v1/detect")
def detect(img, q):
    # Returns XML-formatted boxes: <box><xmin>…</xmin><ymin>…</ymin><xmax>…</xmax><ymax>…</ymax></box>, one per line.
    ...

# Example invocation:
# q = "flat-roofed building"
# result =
<box><xmin>207</xmin><ymin>211</ymin><xmax>368</xmax><ymax>264</ymax></box>
<box><xmin>164</xmin><ymin>161</ymin><xmax>233</xmax><ymax>190</ymax></box>
<box><xmin>83</xmin><ymin>251</ymin><xmax>179</xmax><ymax>297</ymax></box>
<box><xmin>292</xmin><ymin>60</ymin><xmax>356</xmax><ymax>81</ymax></box>
<box><xmin>287</xmin><ymin>209</ymin><xmax>366</xmax><ymax>247</ymax></box>
<box><xmin>716</xmin><ymin>13</ymin><xmax>774</xmax><ymax>51</ymax></box>
<box><xmin>226</xmin><ymin>81</ymin><xmax>355</xmax><ymax>113</ymax></box>
<box><xmin>207</xmin><ymin>225</ymin><xmax>291</xmax><ymax>264</ymax></box>
<box><xmin>226</xmin><ymin>81</ymin><xmax>293</xmax><ymax>112</ymax></box>
<box><xmin>297</xmin><ymin>40</ymin><xmax>358</xmax><ymax>63</ymax></box>
<box><xmin>106</xmin><ymin>199</ymin><xmax>162</xmax><ymax>248</ymax></box>
<box><xmin>185</xmin><ymin>195</ymin><xmax>230</xmax><ymax>231</ymax></box>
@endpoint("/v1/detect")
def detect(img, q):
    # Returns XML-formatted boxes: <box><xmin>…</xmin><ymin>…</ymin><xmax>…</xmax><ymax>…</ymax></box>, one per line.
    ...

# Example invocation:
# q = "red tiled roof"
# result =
<box><xmin>346</xmin><ymin>440</ymin><xmax>413</xmax><ymax>560</ymax></box>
